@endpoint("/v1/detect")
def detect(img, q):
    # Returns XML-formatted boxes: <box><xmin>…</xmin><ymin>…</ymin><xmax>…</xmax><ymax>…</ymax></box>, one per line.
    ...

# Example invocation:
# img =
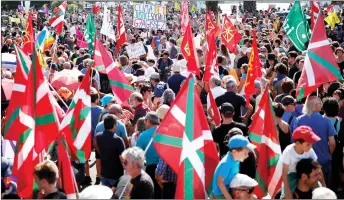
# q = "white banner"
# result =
<box><xmin>125</xmin><ymin>42</ymin><xmax>146</xmax><ymax>59</ymax></box>
<box><xmin>132</xmin><ymin>4</ymin><xmax>167</xmax><ymax>30</ymax></box>
<box><xmin>100</xmin><ymin>5</ymin><xmax>116</xmax><ymax>41</ymax></box>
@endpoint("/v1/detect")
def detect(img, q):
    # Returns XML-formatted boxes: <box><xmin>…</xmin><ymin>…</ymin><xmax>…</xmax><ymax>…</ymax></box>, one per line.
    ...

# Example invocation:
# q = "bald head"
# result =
<box><xmin>109</xmin><ymin>104</ymin><xmax>123</xmax><ymax>116</ymax></box>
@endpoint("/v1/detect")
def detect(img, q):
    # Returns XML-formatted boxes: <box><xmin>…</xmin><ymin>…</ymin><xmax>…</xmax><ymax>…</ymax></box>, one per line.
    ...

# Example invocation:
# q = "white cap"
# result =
<box><xmin>175</xmin><ymin>59</ymin><xmax>187</xmax><ymax>71</ymax></box>
<box><xmin>156</xmin><ymin>104</ymin><xmax>170</xmax><ymax>120</ymax></box>
<box><xmin>79</xmin><ymin>185</ymin><xmax>113</xmax><ymax>199</ymax></box>
<box><xmin>172</xmin><ymin>64</ymin><xmax>181</xmax><ymax>72</ymax></box>
<box><xmin>240</xmin><ymin>46</ymin><xmax>248</xmax><ymax>53</ymax></box>
<box><xmin>230</xmin><ymin>174</ymin><xmax>258</xmax><ymax>188</ymax></box>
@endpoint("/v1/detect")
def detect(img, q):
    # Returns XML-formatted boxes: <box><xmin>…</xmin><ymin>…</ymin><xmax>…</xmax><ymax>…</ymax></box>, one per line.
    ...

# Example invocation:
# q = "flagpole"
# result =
<box><xmin>118</xmin><ymin>137</ymin><xmax>154</xmax><ymax>199</ymax></box>
<box><xmin>47</xmin><ymin>81</ymin><xmax>69</xmax><ymax>109</ymax></box>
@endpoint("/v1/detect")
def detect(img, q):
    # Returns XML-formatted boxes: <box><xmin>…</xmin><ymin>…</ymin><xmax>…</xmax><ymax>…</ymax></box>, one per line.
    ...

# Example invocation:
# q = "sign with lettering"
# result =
<box><xmin>132</xmin><ymin>4</ymin><xmax>167</xmax><ymax>30</ymax></box>
<box><xmin>125</xmin><ymin>42</ymin><xmax>146</xmax><ymax>59</ymax></box>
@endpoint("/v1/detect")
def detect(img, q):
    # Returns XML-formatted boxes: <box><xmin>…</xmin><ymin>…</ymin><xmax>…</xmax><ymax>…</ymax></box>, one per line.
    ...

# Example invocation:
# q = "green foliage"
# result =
<box><xmin>205</xmin><ymin>1</ymin><xmax>219</xmax><ymax>14</ymax></box>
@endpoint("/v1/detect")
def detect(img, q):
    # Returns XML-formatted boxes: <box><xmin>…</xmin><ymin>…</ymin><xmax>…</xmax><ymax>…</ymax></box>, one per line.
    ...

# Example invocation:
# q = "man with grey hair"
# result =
<box><xmin>207</xmin><ymin>76</ymin><xmax>226</xmax><ymax>111</ymax></box>
<box><xmin>130</xmin><ymin>92</ymin><xmax>150</xmax><ymax>126</ymax></box>
<box><xmin>121</xmin><ymin>147</ymin><xmax>154</xmax><ymax>199</ymax></box>
<box><xmin>136</xmin><ymin>111</ymin><xmax>161</xmax><ymax>198</ymax></box>
<box><xmin>293</xmin><ymin>95</ymin><xmax>336</xmax><ymax>187</ymax></box>
<box><xmin>215</xmin><ymin>78</ymin><xmax>253</xmax><ymax>123</ymax></box>
<box><xmin>63</xmin><ymin>61</ymin><xmax>72</xmax><ymax>70</ymax></box>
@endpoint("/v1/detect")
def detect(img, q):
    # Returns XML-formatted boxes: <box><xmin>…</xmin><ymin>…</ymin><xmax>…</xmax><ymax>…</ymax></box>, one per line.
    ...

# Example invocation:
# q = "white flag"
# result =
<box><xmin>100</xmin><ymin>5</ymin><xmax>116</xmax><ymax>41</ymax></box>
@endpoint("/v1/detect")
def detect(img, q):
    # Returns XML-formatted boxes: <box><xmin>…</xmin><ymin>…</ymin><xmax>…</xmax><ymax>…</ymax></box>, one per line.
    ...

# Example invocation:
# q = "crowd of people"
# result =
<box><xmin>1</xmin><ymin>1</ymin><xmax>344</xmax><ymax>199</ymax></box>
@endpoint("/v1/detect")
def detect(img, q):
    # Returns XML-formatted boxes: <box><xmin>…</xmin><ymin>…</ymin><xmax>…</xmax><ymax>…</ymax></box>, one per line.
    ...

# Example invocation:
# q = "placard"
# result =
<box><xmin>125</xmin><ymin>42</ymin><xmax>146</xmax><ymax>59</ymax></box>
<box><xmin>132</xmin><ymin>4</ymin><xmax>167</xmax><ymax>30</ymax></box>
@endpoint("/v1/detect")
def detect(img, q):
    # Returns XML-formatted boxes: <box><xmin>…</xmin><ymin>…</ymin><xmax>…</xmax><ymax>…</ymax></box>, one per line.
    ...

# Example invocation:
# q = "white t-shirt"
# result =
<box><xmin>282</xmin><ymin>144</ymin><xmax>318</xmax><ymax>174</ymax></box>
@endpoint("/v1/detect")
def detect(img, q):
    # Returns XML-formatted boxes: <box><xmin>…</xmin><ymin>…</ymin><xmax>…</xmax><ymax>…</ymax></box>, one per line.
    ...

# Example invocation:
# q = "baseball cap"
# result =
<box><xmin>100</xmin><ymin>94</ymin><xmax>116</xmax><ymax>107</ymax></box>
<box><xmin>228</xmin><ymin>135</ymin><xmax>256</xmax><ymax>150</ymax></box>
<box><xmin>150</xmin><ymin>72</ymin><xmax>160</xmax><ymax>80</ymax></box>
<box><xmin>230</xmin><ymin>173</ymin><xmax>258</xmax><ymax>188</ymax></box>
<box><xmin>292</xmin><ymin>126</ymin><xmax>321</xmax><ymax>144</ymax></box>
<box><xmin>281</xmin><ymin>95</ymin><xmax>296</xmax><ymax>106</ymax></box>
<box><xmin>220</xmin><ymin>102</ymin><xmax>234</xmax><ymax>114</ymax></box>
<box><xmin>79</xmin><ymin>185</ymin><xmax>113</xmax><ymax>199</ymax></box>
<box><xmin>171</xmin><ymin>64</ymin><xmax>181</xmax><ymax>73</ymax></box>
<box><xmin>156</xmin><ymin>104</ymin><xmax>170</xmax><ymax>120</ymax></box>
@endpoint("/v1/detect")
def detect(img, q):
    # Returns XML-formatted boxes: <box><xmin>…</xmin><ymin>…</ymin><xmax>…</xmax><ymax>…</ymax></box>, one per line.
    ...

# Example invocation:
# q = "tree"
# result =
<box><xmin>243</xmin><ymin>1</ymin><xmax>256</xmax><ymax>14</ymax></box>
<box><xmin>51</xmin><ymin>0</ymin><xmax>83</xmax><ymax>12</ymax></box>
<box><xmin>206</xmin><ymin>1</ymin><xmax>219</xmax><ymax>14</ymax></box>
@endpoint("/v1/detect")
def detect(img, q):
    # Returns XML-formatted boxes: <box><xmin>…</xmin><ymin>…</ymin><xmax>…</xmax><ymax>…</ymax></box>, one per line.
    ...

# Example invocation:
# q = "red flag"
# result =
<box><xmin>311</xmin><ymin>1</ymin><xmax>320</xmax><ymax>29</ymax></box>
<box><xmin>94</xmin><ymin>39</ymin><xmax>116</xmax><ymax>73</ymax></box>
<box><xmin>180</xmin><ymin>0</ymin><xmax>189</xmax><ymax>34</ymax></box>
<box><xmin>296</xmin><ymin>13</ymin><xmax>343</xmax><ymax>100</ymax></box>
<box><xmin>244</xmin><ymin>31</ymin><xmax>261</xmax><ymax>107</ymax></box>
<box><xmin>49</xmin><ymin>1</ymin><xmax>67</xmax><ymax>35</ymax></box>
<box><xmin>92</xmin><ymin>4</ymin><xmax>101</xmax><ymax>14</ymax></box>
<box><xmin>58</xmin><ymin>136</ymin><xmax>77</xmax><ymax>199</ymax></box>
<box><xmin>221</xmin><ymin>14</ymin><xmax>242</xmax><ymax>53</ymax></box>
<box><xmin>115</xmin><ymin>5</ymin><xmax>126</xmax><ymax>55</ymax></box>
<box><xmin>13</xmin><ymin>46</ymin><xmax>60</xmax><ymax>198</ymax></box>
<box><xmin>181</xmin><ymin>22</ymin><xmax>200</xmax><ymax>76</ymax></box>
<box><xmin>153</xmin><ymin>75</ymin><xmax>219</xmax><ymax>199</ymax></box>
<box><xmin>3</xmin><ymin>45</ymin><xmax>31</xmax><ymax>141</ymax></box>
<box><xmin>205</xmin><ymin>11</ymin><xmax>219</xmax><ymax>36</ymax></box>
<box><xmin>326</xmin><ymin>4</ymin><xmax>333</xmax><ymax>13</ymax></box>
<box><xmin>75</xmin><ymin>26</ymin><xmax>88</xmax><ymax>49</ymax></box>
<box><xmin>249</xmin><ymin>86</ymin><xmax>282</xmax><ymax>198</ymax></box>
<box><xmin>22</xmin><ymin>13</ymin><xmax>34</xmax><ymax>55</ymax></box>
<box><xmin>208</xmin><ymin>88</ymin><xmax>221</xmax><ymax>126</ymax></box>
<box><xmin>203</xmin><ymin>32</ymin><xmax>218</xmax><ymax>82</ymax></box>
<box><xmin>60</xmin><ymin>67</ymin><xmax>92</xmax><ymax>162</ymax></box>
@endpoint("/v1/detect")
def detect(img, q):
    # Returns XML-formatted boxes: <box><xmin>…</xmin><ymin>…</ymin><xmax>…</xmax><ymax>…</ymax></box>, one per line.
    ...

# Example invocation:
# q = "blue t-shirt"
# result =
<box><xmin>95</xmin><ymin>121</ymin><xmax>128</xmax><ymax>139</ymax></box>
<box><xmin>293</xmin><ymin>113</ymin><xmax>336</xmax><ymax>165</ymax></box>
<box><xmin>327</xmin><ymin>117</ymin><xmax>340</xmax><ymax>134</ymax></box>
<box><xmin>91</xmin><ymin>106</ymin><xmax>103</xmax><ymax>137</ymax></box>
<box><xmin>153</xmin><ymin>82</ymin><xmax>167</xmax><ymax>98</ymax></box>
<box><xmin>136</xmin><ymin>126</ymin><xmax>160</xmax><ymax>166</ymax></box>
<box><xmin>212</xmin><ymin>152</ymin><xmax>240</xmax><ymax>196</ymax></box>
<box><xmin>282</xmin><ymin>111</ymin><xmax>296</xmax><ymax>133</ymax></box>
<box><xmin>167</xmin><ymin>74</ymin><xmax>186</xmax><ymax>95</ymax></box>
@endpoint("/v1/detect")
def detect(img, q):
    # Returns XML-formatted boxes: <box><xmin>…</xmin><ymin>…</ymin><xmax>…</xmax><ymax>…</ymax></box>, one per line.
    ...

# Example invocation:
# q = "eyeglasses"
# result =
<box><xmin>109</xmin><ymin>101</ymin><xmax>116</xmax><ymax>104</ymax></box>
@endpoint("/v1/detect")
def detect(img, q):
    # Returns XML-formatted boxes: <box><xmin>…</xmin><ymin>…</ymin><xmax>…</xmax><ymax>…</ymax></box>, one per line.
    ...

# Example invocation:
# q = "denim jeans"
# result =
<box><xmin>100</xmin><ymin>177</ymin><xmax>117</xmax><ymax>188</ymax></box>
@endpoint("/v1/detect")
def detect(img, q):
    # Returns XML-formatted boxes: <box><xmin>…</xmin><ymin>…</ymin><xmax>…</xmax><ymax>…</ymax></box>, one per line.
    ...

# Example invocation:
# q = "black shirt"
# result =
<box><xmin>212</xmin><ymin>122</ymin><xmax>248</xmax><ymax>158</ymax></box>
<box><xmin>240</xmin><ymin>150</ymin><xmax>256</xmax><ymax>179</ymax></box>
<box><xmin>293</xmin><ymin>187</ymin><xmax>312</xmax><ymax>199</ymax></box>
<box><xmin>288</xmin><ymin>64</ymin><xmax>298</xmax><ymax>80</ymax></box>
<box><xmin>95</xmin><ymin>130</ymin><xmax>125</xmax><ymax>180</ymax></box>
<box><xmin>215</xmin><ymin>92</ymin><xmax>247</xmax><ymax>123</ymax></box>
<box><xmin>129</xmin><ymin>171</ymin><xmax>154</xmax><ymax>199</ymax></box>
<box><xmin>43</xmin><ymin>191</ymin><xmax>67</xmax><ymax>199</ymax></box>
<box><xmin>237</xmin><ymin>55</ymin><xmax>248</xmax><ymax>69</ymax></box>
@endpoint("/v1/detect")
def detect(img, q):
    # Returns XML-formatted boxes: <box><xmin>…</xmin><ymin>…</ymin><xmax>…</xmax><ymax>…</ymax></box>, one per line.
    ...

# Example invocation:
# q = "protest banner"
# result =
<box><xmin>132</xmin><ymin>4</ymin><xmax>167</xmax><ymax>30</ymax></box>
<box><xmin>101</xmin><ymin>5</ymin><xmax>116</xmax><ymax>41</ymax></box>
<box><xmin>125</xmin><ymin>42</ymin><xmax>146</xmax><ymax>59</ymax></box>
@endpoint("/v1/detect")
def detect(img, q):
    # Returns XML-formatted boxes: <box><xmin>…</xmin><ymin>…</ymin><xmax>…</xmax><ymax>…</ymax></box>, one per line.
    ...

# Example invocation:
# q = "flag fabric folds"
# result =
<box><xmin>282</xmin><ymin>0</ymin><xmax>310</xmax><ymax>51</ymax></box>
<box><xmin>249</xmin><ymin>86</ymin><xmax>282</xmax><ymax>199</ymax></box>
<box><xmin>115</xmin><ymin>5</ymin><xmax>126</xmax><ymax>56</ymax></box>
<box><xmin>311</xmin><ymin>1</ymin><xmax>320</xmax><ymax>29</ymax></box>
<box><xmin>22</xmin><ymin>12</ymin><xmax>34</xmax><ymax>55</ymax></box>
<box><xmin>84</xmin><ymin>13</ymin><xmax>96</xmax><ymax>56</ymax></box>
<box><xmin>59</xmin><ymin>67</ymin><xmax>92</xmax><ymax>163</ymax></box>
<box><xmin>181</xmin><ymin>22</ymin><xmax>200</xmax><ymax>76</ymax></box>
<box><xmin>325</xmin><ymin>11</ymin><xmax>340</xmax><ymax>29</ymax></box>
<box><xmin>221</xmin><ymin>14</ymin><xmax>242</xmax><ymax>53</ymax></box>
<box><xmin>296</xmin><ymin>13</ymin><xmax>343</xmax><ymax>100</ymax></box>
<box><xmin>180</xmin><ymin>1</ymin><xmax>189</xmax><ymax>34</ymax></box>
<box><xmin>49</xmin><ymin>1</ymin><xmax>67</xmax><ymax>35</ymax></box>
<box><xmin>153</xmin><ymin>75</ymin><xmax>219</xmax><ymax>199</ymax></box>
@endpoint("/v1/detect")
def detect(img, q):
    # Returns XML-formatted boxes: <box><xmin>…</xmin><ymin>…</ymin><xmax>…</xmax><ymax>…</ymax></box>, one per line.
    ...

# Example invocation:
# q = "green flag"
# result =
<box><xmin>85</xmin><ymin>13</ymin><xmax>96</xmax><ymax>55</ymax></box>
<box><xmin>282</xmin><ymin>0</ymin><xmax>310</xmax><ymax>51</ymax></box>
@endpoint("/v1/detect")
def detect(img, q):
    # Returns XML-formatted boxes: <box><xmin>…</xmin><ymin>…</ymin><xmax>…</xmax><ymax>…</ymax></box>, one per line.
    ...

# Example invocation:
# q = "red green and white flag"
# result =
<box><xmin>107</xmin><ymin>67</ymin><xmax>135</xmax><ymax>106</ymax></box>
<box><xmin>12</xmin><ymin>46</ymin><xmax>60</xmax><ymax>198</ymax></box>
<box><xmin>58</xmin><ymin>135</ymin><xmax>77</xmax><ymax>199</ymax></box>
<box><xmin>208</xmin><ymin>88</ymin><xmax>221</xmax><ymax>127</ymax></box>
<box><xmin>3</xmin><ymin>45</ymin><xmax>31</xmax><ymax>141</ymax></box>
<box><xmin>153</xmin><ymin>75</ymin><xmax>219</xmax><ymax>199</ymax></box>
<box><xmin>49</xmin><ymin>1</ymin><xmax>67</xmax><ymax>35</ymax></box>
<box><xmin>59</xmin><ymin>67</ymin><xmax>92</xmax><ymax>163</ymax></box>
<box><xmin>296</xmin><ymin>13</ymin><xmax>343</xmax><ymax>100</ymax></box>
<box><xmin>94</xmin><ymin>39</ymin><xmax>116</xmax><ymax>73</ymax></box>
<box><xmin>249</xmin><ymin>86</ymin><xmax>282</xmax><ymax>199</ymax></box>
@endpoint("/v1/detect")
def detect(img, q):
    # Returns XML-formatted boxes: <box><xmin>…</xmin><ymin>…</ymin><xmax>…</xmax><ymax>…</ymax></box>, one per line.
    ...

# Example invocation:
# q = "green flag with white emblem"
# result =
<box><xmin>84</xmin><ymin>13</ymin><xmax>96</xmax><ymax>56</ymax></box>
<box><xmin>283</xmin><ymin>0</ymin><xmax>310</xmax><ymax>51</ymax></box>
